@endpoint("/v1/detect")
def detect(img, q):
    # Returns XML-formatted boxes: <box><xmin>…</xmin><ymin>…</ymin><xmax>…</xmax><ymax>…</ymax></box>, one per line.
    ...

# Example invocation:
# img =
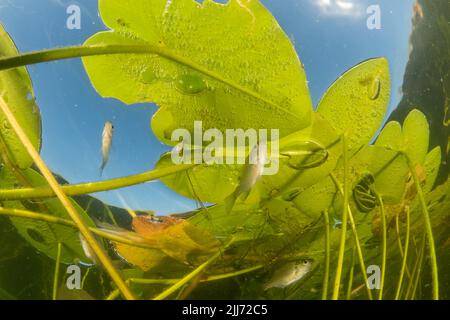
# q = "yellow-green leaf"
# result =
<box><xmin>82</xmin><ymin>0</ymin><xmax>312</xmax><ymax>145</ymax></box>
<box><xmin>317</xmin><ymin>58</ymin><xmax>390</xmax><ymax>150</ymax></box>
<box><xmin>0</xmin><ymin>24</ymin><xmax>41</xmax><ymax>169</ymax></box>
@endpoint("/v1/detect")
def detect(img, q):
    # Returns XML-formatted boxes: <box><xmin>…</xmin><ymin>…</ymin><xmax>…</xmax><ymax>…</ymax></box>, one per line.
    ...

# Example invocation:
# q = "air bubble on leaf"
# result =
<box><xmin>175</xmin><ymin>73</ymin><xmax>206</xmax><ymax>95</ymax></box>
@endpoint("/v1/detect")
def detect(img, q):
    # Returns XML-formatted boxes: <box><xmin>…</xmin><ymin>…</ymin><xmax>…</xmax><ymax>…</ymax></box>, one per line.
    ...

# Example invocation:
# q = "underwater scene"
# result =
<box><xmin>0</xmin><ymin>0</ymin><xmax>449</xmax><ymax>301</ymax></box>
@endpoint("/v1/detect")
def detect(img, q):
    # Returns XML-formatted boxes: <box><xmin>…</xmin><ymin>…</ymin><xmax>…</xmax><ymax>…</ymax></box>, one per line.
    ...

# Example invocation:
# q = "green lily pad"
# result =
<box><xmin>0</xmin><ymin>24</ymin><xmax>41</xmax><ymax>169</ymax></box>
<box><xmin>403</xmin><ymin>109</ymin><xmax>429</xmax><ymax>165</ymax></box>
<box><xmin>316</xmin><ymin>58</ymin><xmax>390</xmax><ymax>150</ymax></box>
<box><xmin>375</xmin><ymin>120</ymin><xmax>402</xmax><ymax>150</ymax></box>
<box><xmin>82</xmin><ymin>0</ymin><xmax>312</xmax><ymax>145</ymax></box>
<box><xmin>155</xmin><ymin>151</ymin><xmax>241</xmax><ymax>204</ymax></box>
<box><xmin>376</xmin><ymin>109</ymin><xmax>430</xmax><ymax>166</ymax></box>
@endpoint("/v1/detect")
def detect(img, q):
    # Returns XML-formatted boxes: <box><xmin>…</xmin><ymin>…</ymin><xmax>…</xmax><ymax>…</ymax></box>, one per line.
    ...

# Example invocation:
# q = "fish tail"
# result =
<box><xmin>99</xmin><ymin>157</ymin><xmax>108</xmax><ymax>176</ymax></box>
<box><xmin>224</xmin><ymin>191</ymin><xmax>238</xmax><ymax>213</ymax></box>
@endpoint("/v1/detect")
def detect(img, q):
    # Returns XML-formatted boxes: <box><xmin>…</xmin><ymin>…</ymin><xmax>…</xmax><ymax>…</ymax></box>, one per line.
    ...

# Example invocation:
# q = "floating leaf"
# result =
<box><xmin>82</xmin><ymin>0</ymin><xmax>312</xmax><ymax>145</ymax></box>
<box><xmin>403</xmin><ymin>109</ymin><xmax>429</xmax><ymax>165</ymax></box>
<box><xmin>376</xmin><ymin>109</ymin><xmax>430</xmax><ymax>166</ymax></box>
<box><xmin>261</xmin><ymin>113</ymin><xmax>342</xmax><ymax>200</ymax></box>
<box><xmin>316</xmin><ymin>58</ymin><xmax>390</xmax><ymax>150</ymax></box>
<box><xmin>375</xmin><ymin>120</ymin><xmax>402</xmax><ymax>151</ymax></box>
<box><xmin>155</xmin><ymin>152</ymin><xmax>241</xmax><ymax>203</ymax></box>
<box><xmin>0</xmin><ymin>24</ymin><xmax>41</xmax><ymax>168</ymax></box>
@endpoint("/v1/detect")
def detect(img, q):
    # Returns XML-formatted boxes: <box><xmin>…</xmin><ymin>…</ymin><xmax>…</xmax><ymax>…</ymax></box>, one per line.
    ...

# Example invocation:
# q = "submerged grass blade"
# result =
<box><xmin>395</xmin><ymin>212</ymin><xmax>412</xmax><ymax>279</ymax></box>
<box><xmin>322</xmin><ymin>210</ymin><xmax>331</xmax><ymax>300</ymax></box>
<box><xmin>405</xmin><ymin>154</ymin><xmax>439</xmax><ymax>300</ymax></box>
<box><xmin>330</xmin><ymin>174</ymin><xmax>373</xmax><ymax>300</ymax></box>
<box><xmin>375</xmin><ymin>193</ymin><xmax>387</xmax><ymax>300</ymax></box>
<box><xmin>395</xmin><ymin>206</ymin><xmax>410</xmax><ymax>300</ymax></box>
<box><xmin>405</xmin><ymin>233</ymin><xmax>426</xmax><ymax>299</ymax></box>
<box><xmin>332</xmin><ymin>134</ymin><xmax>349</xmax><ymax>300</ymax></box>
<box><xmin>108</xmin><ymin>263</ymin><xmax>263</xmax><ymax>299</ymax></box>
<box><xmin>346</xmin><ymin>246</ymin><xmax>356</xmax><ymax>300</ymax></box>
<box><xmin>0</xmin><ymin>96</ymin><xmax>134</xmax><ymax>300</ymax></box>
<box><xmin>410</xmin><ymin>235</ymin><xmax>426</xmax><ymax>300</ymax></box>
<box><xmin>153</xmin><ymin>239</ymin><xmax>234</xmax><ymax>300</ymax></box>
<box><xmin>52</xmin><ymin>242</ymin><xmax>62</xmax><ymax>300</ymax></box>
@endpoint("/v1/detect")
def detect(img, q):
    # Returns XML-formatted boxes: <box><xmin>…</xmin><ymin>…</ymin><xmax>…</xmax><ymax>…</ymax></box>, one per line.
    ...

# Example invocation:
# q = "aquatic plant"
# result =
<box><xmin>0</xmin><ymin>0</ymin><xmax>448</xmax><ymax>300</ymax></box>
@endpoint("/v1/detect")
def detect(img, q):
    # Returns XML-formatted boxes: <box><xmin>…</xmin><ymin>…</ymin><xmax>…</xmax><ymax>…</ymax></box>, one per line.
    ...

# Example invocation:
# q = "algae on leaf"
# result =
<box><xmin>82</xmin><ymin>0</ymin><xmax>312</xmax><ymax>145</ymax></box>
<box><xmin>0</xmin><ymin>24</ymin><xmax>41</xmax><ymax>169</ymax></box>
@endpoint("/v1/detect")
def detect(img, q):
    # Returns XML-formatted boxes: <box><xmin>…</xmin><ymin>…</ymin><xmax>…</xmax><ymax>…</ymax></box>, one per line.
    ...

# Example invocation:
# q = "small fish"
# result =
<box><xmin>224</xmin><ymin>143</ymin><xmax>266</xmax><ymax>213</ymax></box>
<box><xmin>100</xmin><ymin>121</ymin><xmax>114</xmax><ymax>175</ymax></box>
<box><xmin>79</xmin><ymin>232</ymin><xmax>100</xmax><ymax>266</ymax></box>
<box><xmin>264</xmin><ymin>259</ymin><xmax>314</xmax><ymax>291</ymax></box>
<box><xmin>95</xmin><ymin>220</ymin><xmax>152</xmax><ymax>245</ymax></box>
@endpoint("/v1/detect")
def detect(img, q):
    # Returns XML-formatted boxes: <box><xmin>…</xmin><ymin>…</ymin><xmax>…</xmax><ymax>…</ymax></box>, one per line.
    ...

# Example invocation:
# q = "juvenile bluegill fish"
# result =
<box><xmin>100</xmin><ymin>121</ymin><xmax>114</xmax><ymax>175</ymax></box>
<box><xmin>264</xmin><ymin>259</ymin><xmax>314</xmax><ymax>290</ymax></box>
<box><xmin>225</xmin><ymin>143</ymin><xmax>266</xmax><ymax>212</ymax></box>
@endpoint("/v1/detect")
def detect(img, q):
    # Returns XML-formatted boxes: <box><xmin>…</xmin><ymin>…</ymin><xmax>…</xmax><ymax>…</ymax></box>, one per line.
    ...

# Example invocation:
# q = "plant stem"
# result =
<box><xmin>322</xmin><ymin>210</ymin><xmax>330</xmax><ymax>300</ymax></box>
<box><xmin>345</xmin><ymin>246</ymin><xmax>355</xmax><ymax>300</ymax></box>
<box><xmin>106</xmin><ymin>264</ymin><xmax>264</xmax><ymax>300</ymax></box>
<box><xmin>0</xmin><ymin>44</ymin><xmax>300</xmax><ymax>120</ymax></box>
<box><xmin>332</xmin><ymin>134</ymin><xmax>349</xmax><ymax>300</ymax></box>
<box><xmin>395</xmin><ymin>206</ymin><xmax>410</xmax><ymax>300</ymax></box>
<box><xmin>411</xmin><ymin>235</ymin><xmax>426</xmax><ymax>300</ymax></box>
<box><xmin>0</xmin><ymin>96</ymin><xmax>134</xmax><ymax>300</ymax></box>
<box><xmin>153</xmin><ymin>239</ymin><xmax>234</xmax><ymax>300</ymax></box>
<box><xmin>0</xmin><ymin>206</ymin><xmax>156</xmax><ymax>249</ymax></box>
<box><xmin>395</xmin><ymin>212</ymin><xmax>411</xmax><ymax>279</ymax></box>
<box><xmin>330</xmin><ymin>174</ymin><xmax>373</xmax><ymax>300</ymax></box>
<box><xmin>0</xmin><ymin>163</ymin><xmax>196</xmax><ymax>200</ymax></box>
<box><xmin>375</xmin><ymin>193</ymin><xmax>387</xmax><ymax>300</ymax></box>
<box><xmin>405</xmin><ymin>154</ymin><xmax>439</xmax><ymax>300</ymax></box>
<box><xmin>52</xmin><ymin>242</ymin><xmax>62</xmax><ymax>300</ymax></box>
<box><xmin>405</xmin><ymin>233</ymin><xmax>426</xmax><ymax>299</ymax></box>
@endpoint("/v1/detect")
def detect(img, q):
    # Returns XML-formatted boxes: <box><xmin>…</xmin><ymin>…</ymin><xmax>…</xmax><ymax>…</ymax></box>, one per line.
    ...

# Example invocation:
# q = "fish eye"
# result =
<box><xmin>302</xmin><ymin>259</ymin><xmax>309</xmax><ymax>265</ymax></box>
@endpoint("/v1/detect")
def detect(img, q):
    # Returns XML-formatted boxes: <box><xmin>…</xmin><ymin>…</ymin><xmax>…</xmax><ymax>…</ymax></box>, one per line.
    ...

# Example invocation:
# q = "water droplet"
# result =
<box><xmin>369</xmin><ymin>76</ymin><xmax>381</xmax><ymax>100</ymax></box>
<box><xmin>175</xmin><ymin>74</ymin><xmax>206</xmax><ymax>95</ymax></box>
